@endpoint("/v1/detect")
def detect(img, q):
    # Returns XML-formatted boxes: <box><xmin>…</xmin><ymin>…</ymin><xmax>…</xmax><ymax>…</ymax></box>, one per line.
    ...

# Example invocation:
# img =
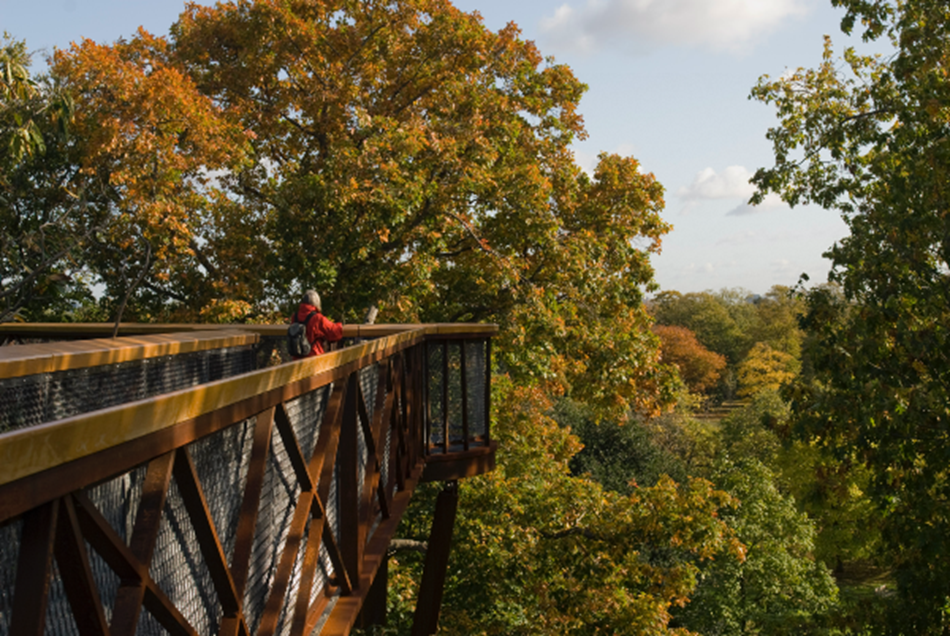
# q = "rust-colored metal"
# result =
<box><xmin>371</xmin><ymin>363</ymin><xmax>396</xmax><ymax>520</ymax></box>
<box><xmin>0</xmin><ymin>321</ymin><xmax>498</xmax><ymax>341</ymax></box>
<box><xmin>422</xmin><ymin>443</ymin><xmax>497</xmax><ymax>483</ymax></box>
<box><xmin>172</xmin><ymin>447</ymin><xmax>245</xmax><ymax>624</ymax></box>
<box><xmin>291</xmin><ymin>517</ymin><xmax>325</xmax><ymax>636</ymax></box>
<box><xmin>318</xmin><ymin>505</ymin><xmax>352</xmax><ymax>595</ymax></box>
<box><xmin>0</xmin><ymin>330</ymin><xmax>259</xmax><ymax>379</ymax></box>
<box><xmin>0</xmin><ymin>333</ymin><xmax>423</xmax><ymax>524</ymax></box>
<box><xmin>2</xmin><ymin>328</ymin><xmax>497</xmax><ymax>636</ymax></box>
<box><xmin>275</xmin><ymin>401</ymin><xmax>314</xmax><ymax>492</ymax></box>
<box><xmin>320</xmin><ymin>459</ymin><xmax>426</xmax><ymax>636</ymax></box>
<box><xmin>357</xmin><ymin>555</ymin><xmax>388</xmax><ymax>629</ymax></box>
<box><xmin>54</xmin><ymin>496</ymin><xmax>110</xmax><ymax>636</ymax></box>
<box><xmin>231</xmin><ymin>407</ymin><xmax>275</xmax><ymax>599</ymax></box>
<box><xmin>71</xmin><ymin>492</ymin><xmax>199</xmax><ymax>636</ymax></box>
<box><xmin>111</xmin><ymin>451</ymin><xmax>175</xmax><ymax>636</ymax></box>
<box><xmin>308</xmin><ymin>384</ymin><xmax>353</xmax><ymax>596</ymax></box>
<box><xmin>485</xmin><ymin>338</ymin><xmax>492</xmax><ymax>445</ymax></box>
<box><xmin>410</xmin><ymin>348</ymin><xmax>424</xmax><ymax>465</ymax></box>
<box><xmin>310</xmin><ymin>383</ymin><xmax>346</xmax><ymax>491</ymax></box>
<box><xmin>257</xmin><ymin>490</ymin><xmax>315</xmax><ymax>636</ymax></box>
<box><xmin>10</xmin><ymin>499</ymin><xmax>58</xmax><ymax>636</ymax></box>
<box><xmin>338</xmin><ymin>371</ymin><xmax>362</xmax><ymax>590</ymax></box>
<box><xmin>0</xmin><ymin>327</ymin><xmax>428</xmax><ymax>494</ymax></box>
<box><xmin>423</xmin><ymin>342</ymin><xmax>431</xmax><ymax>450</ymax></box>
<box><xmin>411</xmin><ymin>480</ymin><xmax>460</xmax><ymax>636</ymax></box>
<box><xmin>391</xmin><ymin>364</ymin><xmax>409</xmax><ymax>494</ymax></box>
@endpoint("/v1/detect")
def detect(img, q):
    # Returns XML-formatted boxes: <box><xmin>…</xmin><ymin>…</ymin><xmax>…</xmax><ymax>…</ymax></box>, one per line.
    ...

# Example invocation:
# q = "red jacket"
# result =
<box><xmin>293</xmin><ymin>303</ymin><xmax>343</xmax><ymax>357</ymax></box>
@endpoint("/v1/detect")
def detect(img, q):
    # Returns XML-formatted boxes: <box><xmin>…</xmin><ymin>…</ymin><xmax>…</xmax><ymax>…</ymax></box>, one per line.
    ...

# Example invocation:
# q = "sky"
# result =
<box><xmin>2</xmin><ymin>0</ymin><xmax>876</xmax><ymax>295</ymax></box>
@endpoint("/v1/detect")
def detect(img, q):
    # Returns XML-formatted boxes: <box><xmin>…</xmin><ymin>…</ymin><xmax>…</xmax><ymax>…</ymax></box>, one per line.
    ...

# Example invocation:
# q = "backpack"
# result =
<box><xmin>288</xmin><ymin>310</ymin><xmax>317</xmax><ymax>358</ymax></box>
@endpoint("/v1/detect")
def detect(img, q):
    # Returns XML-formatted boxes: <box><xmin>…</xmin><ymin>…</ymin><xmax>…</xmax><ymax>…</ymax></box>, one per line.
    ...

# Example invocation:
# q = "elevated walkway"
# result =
<box><xmin>0</xmin><ymin>323</ymin><xmax>496</xmax><ymax>636</ymax></box>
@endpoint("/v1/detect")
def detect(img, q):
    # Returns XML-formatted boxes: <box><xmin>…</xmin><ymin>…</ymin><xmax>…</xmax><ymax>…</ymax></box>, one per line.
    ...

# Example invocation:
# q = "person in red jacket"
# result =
<box><xmin>291</xmin><ymin>289</ymin><xmax>343</xmax><ymax>358</ymax></box>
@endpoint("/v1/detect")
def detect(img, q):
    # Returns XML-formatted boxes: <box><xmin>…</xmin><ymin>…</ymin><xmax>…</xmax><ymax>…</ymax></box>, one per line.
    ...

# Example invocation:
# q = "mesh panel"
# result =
<box><xmin>0</xmin><ymin>334</ymin><xmax>489</xmax><ymax>635</ymax></box>
<box><xmin>189</xmin><ymin>418</ymin><xmax>256</xmax><ymax>564</ymax></box>
<box><xmin>87</xmin><ymin>538</ymin><xmax>121</xmax><ymax>629</ymax></box>
<box><xmin>84</xmin><ymin>467</ymin><xmax>148</xmax><ymax>630</ymax></box>
<box><xmin>381</xmin><ymin>420</ymin><xmax>392</xmax><ymax>501</ymax></box>
<box><xmin>0</xmin><ymin>518</ymin><xmax>22</xmax><ymax>634</ymax></box>
<box><xmin>0</xmin><ymin>374</ymin><xmax>47</xmax><ymax>433</ymax></box>
<box><xmin>327</xmin><ymin>463</ymin><xmax>340</xmax><ymax>559</ymax></box>
<box><xmin>465</xmin><ymin>341</ymin><xmax>487</xmax><ymax>439</ymax></box>
<box><xmin>425</xmin><ymin>339</ymin><xmax>489</xmax><ymax>448</ymax></box>
<box><xmin>86</xmin><ymin>466</ymin><xmax>148</xmax><ymax>545</ymax></box>
<box><xmin>243</xmin><ymin>421</ymin><xmax>300</xmax><ymax>635</ymax></box>
<box><xmin>135</xmin><ymin>604</ymin><xmax>170</xmax><ymax>635</ymax></box>
<box><xmin>447</xmin><ymin>343</ymin><xmax>463</xmax><ymax>445</ymax></box>
<box><xmin>45</xmin><ymin>559</ymin><xmax>80</xmax><ymax>636</ymax></box>
<box><xmin>150</xmin><ymin>477</ymin><xmax>222</xmax><ymax>635</ymax></box>
<box><xmin>360</xmin><ymin>364</ymin><xmax>379</xmax><ymax>503</ymax></box>
<box><xmin>427</xmin><ymin>344</ymin><xmax>444</xmax><ymax>447</ymax></box>
<box><xmin>0</xmin><ymin>346</ymin><xmax>257</xmax><ymax>434</ymax></box>
<box><xmin>284</xmin><ymin>386</ymin><xmax>329</xmax><ymax>463</ymax></box>
<box><xmin>274</xmin><ymin>516</ymin><xmax>310</xmax><ymax>636</ymax></box>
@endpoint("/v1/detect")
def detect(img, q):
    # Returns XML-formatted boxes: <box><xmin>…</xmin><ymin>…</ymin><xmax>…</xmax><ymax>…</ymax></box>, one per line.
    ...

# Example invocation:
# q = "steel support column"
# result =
<box><xmin>411</xmin><ymin>480</ymin><xmax>459</xmax><ymax>636</ymax></box>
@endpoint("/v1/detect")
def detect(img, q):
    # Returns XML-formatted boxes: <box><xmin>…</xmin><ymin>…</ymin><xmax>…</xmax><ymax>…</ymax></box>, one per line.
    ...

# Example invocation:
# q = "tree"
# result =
<box><xmin>556</xmin><ymin>398</ymin><xmax>688</xmax><ymax>493</ymax></box>
<box><xmin>31</xmin><ymin>3</ymin><xmax>723</xmax><ymax>631</ymax></box>
<box><xmin>652</xmin><ymin>291</ymin><xmax>751</xmax><ymax>365</ymax></box>
<box><xmin>746</xmin><ymin>285</ymin><xmax>804</xmax><ymax>361</ymax></box>
<box><xmin>674</xmin><ymin>459</ymin><xmax>838</xmax><ymax>635</ymax></box>
<box><xmin>718</xmin><ymin>390</ymin><xmax>882</xmax><ymax>572</ymax></box>
<box><xmin>0</xmin><ymin>34</ymin><xmax>96</xmax><ymax>323</ymax></box>
<box><xmin>751</xmin><ymin>0</ymin><xmax>950</xmax><ymax>628</ymax></box>
<box><xmin>50</xmin><ymin>0</ymin><xmax>676</xmax><ymax>414</ymax></box>
<box><xmin>736</xmin><ymin>342</ymin><xmax>797</xmax><ymax>398</ymax></box>
<box><xmin>653</xmin><ymin>324</ymin><xmax>727</xmax><ymax>395</ymax></box>
<box><xmin>389</xmin><ymin>380</ymin><xmax>744</xmax><ymax>635</ymax></box>
<box><xmin>51</xmin><ymin>30</ymin><xmax>252</xmax><ymax>324</ymax></box>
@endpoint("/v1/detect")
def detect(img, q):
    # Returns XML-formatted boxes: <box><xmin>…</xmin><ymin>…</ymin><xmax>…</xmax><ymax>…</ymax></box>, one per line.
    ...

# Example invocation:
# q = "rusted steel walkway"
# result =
<box><xmin>0</xmin><ymin>323</ymin><xmax>496</xmax><ymax>636</ymax></box>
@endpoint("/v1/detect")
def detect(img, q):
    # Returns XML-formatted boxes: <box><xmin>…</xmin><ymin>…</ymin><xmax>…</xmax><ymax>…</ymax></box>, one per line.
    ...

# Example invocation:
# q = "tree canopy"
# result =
<box><xmin>32</xmin><ymin>0</ymin><xmax>679</xmax><ymax>414</ymax></box>
<box><xmin>752</xmin><ymin>0</ymin><xmax>950</xmax><ymax>628</ymax></box>
<box><xmin>0</xmin><ymin>34</ymin><xmax>91</xmax><ymax>323</ymax></box>
<box><xmin>653</xmin><ymin>324</ymin><xmax>727</xmax><ymax>395</ymax></box>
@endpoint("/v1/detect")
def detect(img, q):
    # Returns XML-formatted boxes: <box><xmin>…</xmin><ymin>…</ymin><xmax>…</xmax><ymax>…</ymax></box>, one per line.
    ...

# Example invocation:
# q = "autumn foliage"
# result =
<box><xmin>37</xmin><ymin>0</ymin><xmax>678</xmax><ymax>415</ymax></box>
<box><xmin>653</xmin><ymin>324</ymin><xmax>726</xmax><ymax>394</ymax></box>
<box><xmin>3</xmin><ymin>2</ymin><xmax>755</xmax><ymax>633</ymax></box>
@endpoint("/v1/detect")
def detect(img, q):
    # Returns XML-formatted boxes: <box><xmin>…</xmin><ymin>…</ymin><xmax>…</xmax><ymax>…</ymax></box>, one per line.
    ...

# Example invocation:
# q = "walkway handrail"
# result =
<box><xmin>0</xmin><ymin>329</ymin><xmax>260</xmax><ymax>379</ymax></box>
<box><xmin>0</xmin><ymin>323</ymin><xmax>496</xmax><ymax>636</ymax></box>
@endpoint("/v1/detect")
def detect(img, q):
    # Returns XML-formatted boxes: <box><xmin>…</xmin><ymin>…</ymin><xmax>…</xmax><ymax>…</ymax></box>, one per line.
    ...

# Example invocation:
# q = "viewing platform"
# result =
<box><xmin>0</xmin><ymin>322</ymin><xmax>496</xmax><ymax>636</ymax></box>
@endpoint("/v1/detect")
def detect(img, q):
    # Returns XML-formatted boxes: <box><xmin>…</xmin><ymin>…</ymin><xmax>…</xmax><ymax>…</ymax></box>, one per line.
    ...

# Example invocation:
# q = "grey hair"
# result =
<box><xmin>302</xmin><ymin>289</ymin><xmax>321</xmax><ymax>311</ymax></box>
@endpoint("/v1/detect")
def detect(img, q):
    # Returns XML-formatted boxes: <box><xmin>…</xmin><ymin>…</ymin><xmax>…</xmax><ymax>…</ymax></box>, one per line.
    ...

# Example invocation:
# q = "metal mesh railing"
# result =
<box><xmin>426</xmin><ymin>339</ymin><xmax>489</xmax><ymax>451</ymax></box>
<box><xmin>0</xmin><ymin>518</ymin><xmax>22</xmax><ymax>634</ymax></box>
<box><xmin>0</xmin><ymin>326</ymin><xmax>494</xmax><ymax>635</ymax></box>
<box><xmin>0</xmin><ymin>384</ymin><xmax>339</xmax><ymax>636</ymax></box>
<box><xmin>0</xmin><ymin>347</ymin><xmax>257</xmax><ymax>434</ymax></box>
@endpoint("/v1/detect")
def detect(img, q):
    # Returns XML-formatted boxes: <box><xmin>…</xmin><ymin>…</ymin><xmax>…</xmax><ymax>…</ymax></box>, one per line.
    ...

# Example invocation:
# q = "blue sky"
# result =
<box><xmin>3</xmin><ymin>0</ymin><xmax>872</xmax><ymax>294</ymax></box>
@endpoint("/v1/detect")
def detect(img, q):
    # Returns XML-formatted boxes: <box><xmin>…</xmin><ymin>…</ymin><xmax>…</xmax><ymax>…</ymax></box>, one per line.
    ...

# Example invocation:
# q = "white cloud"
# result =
<box><xmin>727</xmin><ymin>192</ymin><xmax>785</xmax><ymax>216</ymax></box>
<box><xmin>679</xmin><ymin>165</ymin><xmax>756</xmax><ymax>200</ymax></box>
<box><xmin>676</xmin><ymin>165</ymin><xmax>787</xmax><ymax>215</ymax></box>
<box><xmin>541</xmin><ymin>0</ymin><xmax>809</xmax><ymax>55</ymax></box>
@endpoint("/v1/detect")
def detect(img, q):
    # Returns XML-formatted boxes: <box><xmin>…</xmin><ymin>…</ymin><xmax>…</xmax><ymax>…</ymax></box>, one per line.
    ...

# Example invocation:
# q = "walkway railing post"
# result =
<box><xmin>339</xmin><ymin>371</ymin><xmax>362</xmax><ymax>590</ymax></box>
